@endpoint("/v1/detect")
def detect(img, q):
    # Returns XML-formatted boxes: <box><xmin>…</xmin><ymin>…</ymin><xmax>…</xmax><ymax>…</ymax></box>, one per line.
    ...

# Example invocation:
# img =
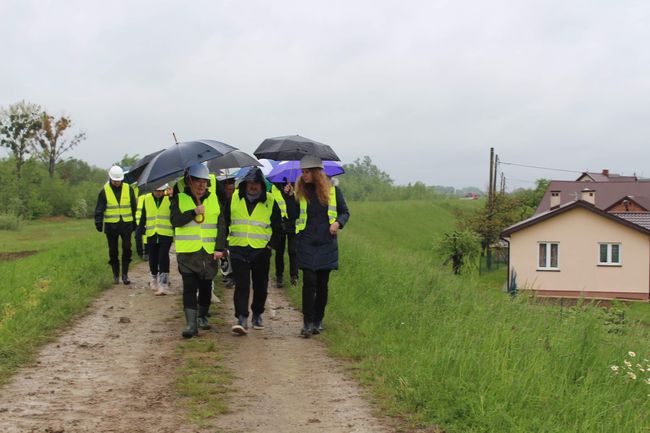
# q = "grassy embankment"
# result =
<box><xmin>0</xmin><ymin>218</ymin><xmax>112</xmax><ymax>383</ymax></box>
<box><xmin>286</xmin><ymin>199</ymin><xmax>650</xmax><ymax>433</ymax></box>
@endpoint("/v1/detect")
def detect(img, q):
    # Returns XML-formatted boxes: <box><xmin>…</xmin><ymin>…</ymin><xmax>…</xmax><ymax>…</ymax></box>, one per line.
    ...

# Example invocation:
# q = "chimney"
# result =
<box><xmin>581</xmin><ymin>188</ymin><xmax>595</xmax><ymax>205</ymax></box>
<box><xmin>550</xmin><ymin>191</ymin><xmax>561</xmax><ymax>209</ymax></box>
<box><xmin>602</xmin><ymin>169</ymin><xmax>609</xmax><ymax>177</ymax></box>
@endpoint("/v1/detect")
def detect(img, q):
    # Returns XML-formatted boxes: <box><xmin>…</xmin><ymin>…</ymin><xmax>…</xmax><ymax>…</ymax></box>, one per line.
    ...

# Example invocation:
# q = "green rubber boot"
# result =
<box><xmin>198</xmin><ymin>305</ymin><xmax>211</xmax><ymax>330</ymax></box>
<box><xmin>182</xmin><ymin>309</ymin><xmax>198</xmax><ymax>339</ymax></box>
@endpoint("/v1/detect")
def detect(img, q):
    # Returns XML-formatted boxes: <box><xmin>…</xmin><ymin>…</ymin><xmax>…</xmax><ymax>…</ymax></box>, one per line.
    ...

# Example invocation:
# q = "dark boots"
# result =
<box><xmin>300</xmin><ymin>319</ymin><xmax>313</xmax><ymax>338</ymax></box>
<box><xmin>122</xmin><ymin>260</ymin><xmax>130</xmax><ymax>285</ymax></box>
<box><xmin>252</xmin><ymin>314</ymin><xmax>264</xmax><ymax>330</ymax></box>
<box><xmin>111</xmin><ymin>262</ymin><xmax>120</xmax><ymax>284</ymax></box>
<box><xmin>182</xmin><ymin>309</ymin><xmax>198</xmax><ymax>339</ymax></box>
<box><xmin>276</xmin><ymin>275</ymin><xmax>284</xmax><ymax>288</ymax></box>
<box><xmin>198</xmin><ymin>305</ymin><xmax>211</xmax><ymax>330</ymax></box>
<box><xmin>231</xmin><ymin>315</ymin><xmax>248</xmax><ymax>335</ymax></box>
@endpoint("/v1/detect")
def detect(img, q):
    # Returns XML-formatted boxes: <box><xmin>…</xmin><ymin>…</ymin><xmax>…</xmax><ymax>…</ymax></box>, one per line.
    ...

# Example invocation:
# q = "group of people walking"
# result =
<box><xmin>94</xmin><ymin>155</ymin><xmax>349</xmax><ymax>338</ymax></box>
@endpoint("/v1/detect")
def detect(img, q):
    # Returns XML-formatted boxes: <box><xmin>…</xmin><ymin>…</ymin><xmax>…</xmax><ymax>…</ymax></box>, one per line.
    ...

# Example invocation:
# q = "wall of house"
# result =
<box><xmin>509</xmin><ymin>207</ymin><xmax>650</xmax><ymax>300</ymax></box>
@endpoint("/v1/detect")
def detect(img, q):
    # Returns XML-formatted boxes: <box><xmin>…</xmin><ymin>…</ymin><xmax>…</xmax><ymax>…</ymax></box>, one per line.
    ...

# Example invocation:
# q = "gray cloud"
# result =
<box><xmin>1</xmin><ymin>0</ymin><xmax>649</xmax><ymax>189</ymax></box>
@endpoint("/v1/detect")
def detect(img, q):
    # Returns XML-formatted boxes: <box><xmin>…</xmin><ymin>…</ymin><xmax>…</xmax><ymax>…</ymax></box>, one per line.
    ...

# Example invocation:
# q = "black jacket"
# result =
<box><xmin>94</xmin><ymin>182</ymin><xmax>137</xmax><ymax>234</ymax></box>
<box><xmin>296</xmin><ymin>186</ymin><xmax>350</xmax><ymax>271</ymax></box>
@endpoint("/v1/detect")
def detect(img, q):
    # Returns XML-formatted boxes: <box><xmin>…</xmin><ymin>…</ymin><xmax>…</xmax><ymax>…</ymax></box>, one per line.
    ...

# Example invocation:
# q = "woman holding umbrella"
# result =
<box><xmin>294</xmin><ymin>155</ymin><xmax>350</xmax><ymax>337</ymax></box>
<box><xmin>170</xmin><ymin>163</ymin><xmax>226</xmax><ymax>338</ymax></box>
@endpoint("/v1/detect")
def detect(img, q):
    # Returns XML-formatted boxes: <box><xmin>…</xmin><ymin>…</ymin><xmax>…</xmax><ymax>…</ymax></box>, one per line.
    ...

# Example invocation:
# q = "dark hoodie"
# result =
<box><xmin>222</xmin><ymin>167</ymin><xmax>283</xmax><ymax>262</ymax></box>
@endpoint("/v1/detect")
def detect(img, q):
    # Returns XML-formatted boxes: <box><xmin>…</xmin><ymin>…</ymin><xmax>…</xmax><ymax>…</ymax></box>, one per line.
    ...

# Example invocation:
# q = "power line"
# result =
<box><xmin>499</xmin><ymin>161</ymin><xmax>582</xmax><ymax>174</ymax></box>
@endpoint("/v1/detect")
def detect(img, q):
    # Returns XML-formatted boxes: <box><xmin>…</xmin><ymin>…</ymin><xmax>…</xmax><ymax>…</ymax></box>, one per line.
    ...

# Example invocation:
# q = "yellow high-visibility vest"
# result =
<box><xmin>174</xmin><ymin>193</ymin><xmax>220</xmax><ymax>254</ymax></box>
<box><xmin>270</xmin><ymin>184</ymin><xmax>288</xmax><ymax>219</ymax></box>
<box><xmin>296</xmin><ymin>186</ymin><xmax>337</xmax><ymax>234</ymax></box>
<box><xmin>103</xmin><ymin>183</ymin><xmax>134</xmax><ymax>223</ymax></box>
<box><xmin>144</xmin><ymin>193</ymin><xmax>173</xmax><ymax>238</ymax></box>
<box><xmin>228</xmin><ymin>194</ymin><xmax>275</xmax><ymax>249</ymax></box>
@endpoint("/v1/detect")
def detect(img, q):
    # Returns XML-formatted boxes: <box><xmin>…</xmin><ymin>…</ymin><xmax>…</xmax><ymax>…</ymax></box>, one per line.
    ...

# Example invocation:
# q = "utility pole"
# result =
<box><xmin>486</xmin><ymin>148</ymin><xmax>495</xmax><ymax>270</ymax></box>
<box><xmin>488</xmin><ymin>148</ymin><xmax>494</xmax><ymax>205</ymax></box>
<box><xmin>500</xmin><ymin>172</ymin><xmax>505</xmax><ymax>194</ymax></box>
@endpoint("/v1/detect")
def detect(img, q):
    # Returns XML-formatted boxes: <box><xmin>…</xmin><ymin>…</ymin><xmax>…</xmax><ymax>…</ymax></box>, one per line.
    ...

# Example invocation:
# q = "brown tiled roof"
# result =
<box><xmin>604</xmin><ymin>195</ymin><xmax>650</xmax><ymax>211</ymax></box>
<box><xmin>612</xmin><ymin>212</ymin><xmax>650</xmax><ymax>230</ymax></box>
<box><xmin>578</xmin><ymin>172</ymin><xmax>637</xmax><ymax>182</ymax></box>
<box><xmin>502</xmin><ymin>200</ymin><xmax>650</xmax><ymax>238</ymax></box>
<box><xmin>537</xmin><ymin>181</ymin><xmax>650</xmax><ymax>214</ymax></box>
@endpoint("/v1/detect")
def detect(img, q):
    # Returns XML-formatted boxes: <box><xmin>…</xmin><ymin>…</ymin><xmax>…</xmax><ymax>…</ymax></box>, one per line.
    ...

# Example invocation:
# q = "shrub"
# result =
<box><xmin>0</xmin><ymin>212</ymin><xmax>21</xmax><ymax>230</ymax></box>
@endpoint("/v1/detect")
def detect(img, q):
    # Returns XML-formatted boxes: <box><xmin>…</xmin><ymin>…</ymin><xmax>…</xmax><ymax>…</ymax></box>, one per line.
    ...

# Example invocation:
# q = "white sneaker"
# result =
<box><xmin>149</xmin><ymin>274</ymin><xmax>159</xmax><ymax>292</ymax></box>
<box><xmin>156</xmin><ymin>273</ymin><xmax>172</xmax><ymax>295</ymax></box>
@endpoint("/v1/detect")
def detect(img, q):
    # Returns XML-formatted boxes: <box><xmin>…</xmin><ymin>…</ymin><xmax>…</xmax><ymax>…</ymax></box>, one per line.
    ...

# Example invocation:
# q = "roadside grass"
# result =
<box><xmin>287</xmin><ymin>199</ymin><xmax>650</xmax><ymax>433</ymax></box>
<box><xmin>173</xmin><ymin>281</ymin><xmax>233</xmax><ymax>425</ymax></box>
<box><xmin>0</xmin><ymin>218</ymin><xmax>113</xmax><ymax>383</ymax></box>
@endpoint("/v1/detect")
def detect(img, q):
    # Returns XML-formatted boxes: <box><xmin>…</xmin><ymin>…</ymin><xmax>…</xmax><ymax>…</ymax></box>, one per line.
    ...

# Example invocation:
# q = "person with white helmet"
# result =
<box><xmin>94</xmin><ymin>165</ymin><xmax>137</xmax><ymax>284</ymax></box>
<box><xmin>138</xmin><ymin>183</ymin><xmax>174</xmax><ymax>295</ymax></box>
<box><xmin>170</xmin><ymin>163</ymin><xmax>227</xmax><ymax>338</ymax></box>
<box><xmin>294</xmin><ymin>155</ymin><xmax>350</xmax><ymax>337</ymax></box>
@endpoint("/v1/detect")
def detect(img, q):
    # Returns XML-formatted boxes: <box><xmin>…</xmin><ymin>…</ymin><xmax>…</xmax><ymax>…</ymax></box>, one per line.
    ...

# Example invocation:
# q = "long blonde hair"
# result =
<box><xmin>295</xmin><ymin>168</ymin><xmax>330</xmax><ymax>206</ymax></box>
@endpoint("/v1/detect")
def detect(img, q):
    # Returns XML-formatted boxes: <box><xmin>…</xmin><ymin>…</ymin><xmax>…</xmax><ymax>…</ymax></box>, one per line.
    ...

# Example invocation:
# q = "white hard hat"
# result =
<box><xmin>188</xmin><ymin>163</ymin><xmax>210</xmax><ymax>180</ymax></box>
<box><xmin>156</xmin><ymin>183</ymin><xmax>169</xmax><ymax>191</ymax></box>
<box><xmin>108</xmin><ymin>165</ymin><xmax>124</xmax><ymax>181</ymax></box>
<box><xmin>300</xmin><ymin>155</ymin><xmax>324</xmax><ymax>169</ymax></box>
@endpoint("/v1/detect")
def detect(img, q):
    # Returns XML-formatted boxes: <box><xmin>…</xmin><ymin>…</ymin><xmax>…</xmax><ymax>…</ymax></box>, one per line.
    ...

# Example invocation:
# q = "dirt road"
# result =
<box><xmin>0</xmin><ymin>258</ymin><xmax>393</xmax><ymax>433</ymax></box>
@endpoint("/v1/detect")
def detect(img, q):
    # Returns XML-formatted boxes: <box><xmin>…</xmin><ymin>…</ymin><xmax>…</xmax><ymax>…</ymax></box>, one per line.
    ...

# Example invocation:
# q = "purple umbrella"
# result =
<box><xmin>267</xmin><ymin>160</ymin><xmax>344</xmax><ymax>183</ymax></box>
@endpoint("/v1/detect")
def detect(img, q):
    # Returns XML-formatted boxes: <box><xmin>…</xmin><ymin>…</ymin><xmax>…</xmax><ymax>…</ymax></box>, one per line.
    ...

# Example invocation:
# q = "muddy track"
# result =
<box><xmin>0</xmin><ymin>255</ymin><xmax>394</xmax><ymax>433</ymax></box>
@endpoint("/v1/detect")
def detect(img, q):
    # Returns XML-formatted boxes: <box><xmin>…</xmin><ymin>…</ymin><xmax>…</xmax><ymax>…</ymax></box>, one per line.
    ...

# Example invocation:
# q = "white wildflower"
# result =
<box><xmin>629</xmin><ymin>351</ymin><xmax>637</xmax><ymax>358</ymax></box>
<box><xmin>645</xmin><ymin>378</ymin><xmax>650</xmax><ymax>385</ymax></box>
<box><xmin>624</xmin><ymin>360</ymin><xmax>632</xmax><ymax>368</ymax></box>
<box><xmin>636</xmin><ymin>364</ymin><xmax>645</xmax><ymax>372</ymax></box>
<box><xmin>610</xmin><ymin>365</ymin><xmax>619</xmax><ymax>372</ymax></box>
<box><xmin>627</xmin><ymin>372</ymin><xmax>637</xmax><ymax>380</ymax></box>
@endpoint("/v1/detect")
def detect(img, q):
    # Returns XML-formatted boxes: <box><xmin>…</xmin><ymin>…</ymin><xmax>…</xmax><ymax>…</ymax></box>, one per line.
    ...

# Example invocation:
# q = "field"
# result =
<box><xmin>287</xmin><ymin>199</ymin><xmax>650</xmax><ymax>433</ymax></box>
<box><xmin>3</xmin><ymin>202</ymin><xmax>650</xmax><ymax>432</ymax></box>
<box><xmin>0</xmin><ymin>218</ymin><xmax>112</xmax><ymax>383</ymax></box>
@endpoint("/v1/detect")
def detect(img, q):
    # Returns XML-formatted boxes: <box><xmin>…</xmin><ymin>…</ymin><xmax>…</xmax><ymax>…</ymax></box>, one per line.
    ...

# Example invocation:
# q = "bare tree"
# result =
<box><xmin>34</xmin><ymin>112</ymin><xmax>86</xmax><ymax>178</ymax></box>
<box><xmin>0</xmin><ymin>101</ymin><xmax>43</xmax><ymax>178</ymax></box>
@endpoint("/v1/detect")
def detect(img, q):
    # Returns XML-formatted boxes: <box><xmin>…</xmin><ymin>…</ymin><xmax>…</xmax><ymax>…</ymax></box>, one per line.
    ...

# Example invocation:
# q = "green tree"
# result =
<box><xmin>339</xmin><ymin>156</ymin><xmax>393</xmax><ymax>200</ymax></box>
<box><xmin>434</xmin><ymin>229</ymin><xmax>482</xmax><ymax>274</ymax></box>
<box><xmin>0</xmin><ymin>101</ymin><xmax>43</xmax><ymax>178</ymax></box>
<box><xmin>116</xmin><ymin>153</ymin><xmax>140</xmax><ymax>169</ymax></box>
<box><xmin>34</xmin><ymin>112</ymin><xmax>86</xmax><ymax>178</ymax></box>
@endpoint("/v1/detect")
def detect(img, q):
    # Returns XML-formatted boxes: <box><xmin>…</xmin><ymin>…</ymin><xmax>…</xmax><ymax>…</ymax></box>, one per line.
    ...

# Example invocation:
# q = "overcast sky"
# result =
<box><xmin>2</xmin><ymin>0</ymin><xmax>649</xmax><ymax>190</ymax></box>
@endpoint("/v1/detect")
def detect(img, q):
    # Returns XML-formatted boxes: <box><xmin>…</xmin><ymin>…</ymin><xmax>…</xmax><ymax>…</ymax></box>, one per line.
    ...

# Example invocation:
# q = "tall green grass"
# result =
<box><xmin>290</xmin><ymin>200</ymin><xmax>650</xmax><ymax>433</ymax></box>
<box><xmin>0</xmin><ymin>219</ymin><xmax>112</xmax><ymax>383</ymax></box>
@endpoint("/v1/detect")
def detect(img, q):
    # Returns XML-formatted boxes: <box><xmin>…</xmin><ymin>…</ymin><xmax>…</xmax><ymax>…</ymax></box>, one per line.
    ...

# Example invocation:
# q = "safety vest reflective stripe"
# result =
<box><xmin>296</xmin><ymin>186</ymin><xmax>337</xmax><ymax>234</ymax></box>
<box><xmin>174</xmin><ymin>192</ymin><xmax>220</xmax><ymax>254</ymax></box>
<box><xmin>104</xmin><ymin>183</ymin><xmax>134</xmax><ymax>223</ymax></box>
<box><xmin>227</xmin><ymin>194</ymin><xmax>275</xmax><ymax>248</ymax></box>
<box><xmin>229</xmin><ymin>232</ymin><xmax>272</xmax><ymax>240</ymax></box>
<box><xmin>270</xmin><ymin>185</ymin><xmax>288</xmax><ymax>218</ymax></box>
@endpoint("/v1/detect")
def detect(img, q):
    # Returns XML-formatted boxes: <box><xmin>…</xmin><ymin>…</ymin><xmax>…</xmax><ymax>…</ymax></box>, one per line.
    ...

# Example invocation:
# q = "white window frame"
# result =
<box><xmin>598</xmin><ymin>242</ymin><xmax>622</xmax><ymax>266</ymax></box>
<box><xmin>537</xmin><ymin>242</ymin><xmax>560</xmax><ymax>271</ymax></box>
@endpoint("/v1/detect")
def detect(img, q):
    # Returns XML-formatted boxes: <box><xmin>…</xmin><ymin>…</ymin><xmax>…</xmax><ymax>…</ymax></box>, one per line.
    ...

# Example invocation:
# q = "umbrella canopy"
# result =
<box><xmin>206</xmin><ymin>150</ymin><xmax>261</xmax><ymax>172</ymax></box>
<box><xmin>137</xmin><ymin>139</ymin><xmax>237</xmax><ymax>193</ymax></box>
<box><xmin>267</xmin><ymin>160</ymin><xmax>345</xmax><ymax>183</ymax></box>
<box><xmin>253</xmin><ymin>135</ymin><xmax>340</xmax><ymax>161</ymax></box>
<box><xmin>234</xmin><ymin>159</ymin><xmax>278</xmax><ymax>179</ymax></box>
<box><xmin>124</xmin><ymin>149</ymin><xmax>165</xmax><ymax>184</ymax></box>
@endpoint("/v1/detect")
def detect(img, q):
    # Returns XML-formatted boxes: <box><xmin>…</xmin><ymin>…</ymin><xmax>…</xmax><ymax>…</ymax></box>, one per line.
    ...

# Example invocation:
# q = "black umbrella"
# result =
<box><xmin>137</xmin><ymin>139</ymin><xmax>237</xmax><ymax>193</ymax></box>
<box><xmin>253</xmin><ymin>135</ymin><xmax>340</xmax><ymax>161</ymax></box>
<box><xmin>124</xmin><ymin>149</ymin><xmax>165</xmax><ymax>184</ymax></box>
<box><xmin>207</xmin><ymin>150</ymin><xmax>262</xmax><ymax>172</ymax></box>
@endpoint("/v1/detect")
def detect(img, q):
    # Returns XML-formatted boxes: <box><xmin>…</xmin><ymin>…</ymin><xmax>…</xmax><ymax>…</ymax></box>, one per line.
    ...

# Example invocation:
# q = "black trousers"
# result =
<box><xmin>106</xmin><ymin>231</ymin><xmax>132</xmax><ymax>271</ymax></box>
<box><xmin>134</xmin><ymin>226</ymin><xmax>148</xmax><ymax>256</ymax></box>
<box><xmin>148</xmin><ymin>240</ymin><xmax>172</xmax><ymax>275</ymax></box>
<box><xmin>232</xmin><ymin>250</ymin><xmax>271</xmax><ymax>318</ymax></box>
<box><xmin>302</xmin><ymin>269</ymin><xmax>331</xmax><ymax>323</ymax></box>
<box><xmin>275</xmin><ymin>232</ymin><xmax>298</xmax><ymax>278</ymax></box>
<box><xmin>181</xmin><ymin>273</ymin><xmax>212</xmax><ymax>310</ymax></box>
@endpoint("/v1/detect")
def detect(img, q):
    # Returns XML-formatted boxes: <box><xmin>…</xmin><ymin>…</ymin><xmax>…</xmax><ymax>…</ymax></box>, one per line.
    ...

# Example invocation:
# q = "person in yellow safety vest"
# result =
<box><xmin>170</xmin><ymin>163</ymin><xmax>227</xmax><ymax>339</ymax></box>
<box><xmin>138</xmin><ymin>183</ymin><xmax>174</xmax><ymax>296</ymax></box>
<box><xmin>270</xmin><ymin>182</ymin><xmax>299</xmax><ymax>287</ymax></box>
<box><xmin>173</xmin><ymin>171</ymin><xmax>217</xmax><ymax>198</ymax></box>
<box><xmin>224</xmin><ymin>167</ymin><xmax>283</xmax><ymax>335</ymax></box>
<box><xmin>94</xmin><ymin>165</ymin><xmax>137</xmax><ymax>284</ymax></box>
<box><xmin>294</xmin><ymin>155</ymin><xmax>350</xmax><ymax>337</ymax></box>
<box><xmin>132</xmin><ymin>183</ymin><xmax>149</xmax><ymax>260</ymax></box>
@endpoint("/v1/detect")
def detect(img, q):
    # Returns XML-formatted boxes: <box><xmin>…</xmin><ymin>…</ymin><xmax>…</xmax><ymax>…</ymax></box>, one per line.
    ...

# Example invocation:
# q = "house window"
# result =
<box><xmin>538</xmin><ymin>242</ymin><xmax>559</xmax><ymax>270</ymax></box>
<box><xmin>599</xmin><ymin>243</ymin><xmax>621</xmax><ymax>265</ymax></box>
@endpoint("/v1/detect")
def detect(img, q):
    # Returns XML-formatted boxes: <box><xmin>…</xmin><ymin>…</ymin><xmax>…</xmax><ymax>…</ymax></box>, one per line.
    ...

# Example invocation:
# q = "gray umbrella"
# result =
<box><xmin>253</xmin><ymin>135</ymin><xmax>340</xmax><ymax>161</ymax></box>
<box><xmin>207</xmin><ymin>150</ymin><xmax>262</xmax><ymax>172</ymax></box>
<box><xmin>137</xmin><ymin>139</ymin><xmax>237</xmax><ymax>193</ymax></box>
<box><xmin>124</xmin><ymin>149</ymin><xmax>165</xmax><ymax>184</ymax></box>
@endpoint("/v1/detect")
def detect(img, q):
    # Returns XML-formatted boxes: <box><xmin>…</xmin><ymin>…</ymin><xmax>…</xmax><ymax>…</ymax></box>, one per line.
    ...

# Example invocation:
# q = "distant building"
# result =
<box><xmin>502</xmin><ymin>176</ymin><xmax>650</xmax><ymax>301</ymax></box>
